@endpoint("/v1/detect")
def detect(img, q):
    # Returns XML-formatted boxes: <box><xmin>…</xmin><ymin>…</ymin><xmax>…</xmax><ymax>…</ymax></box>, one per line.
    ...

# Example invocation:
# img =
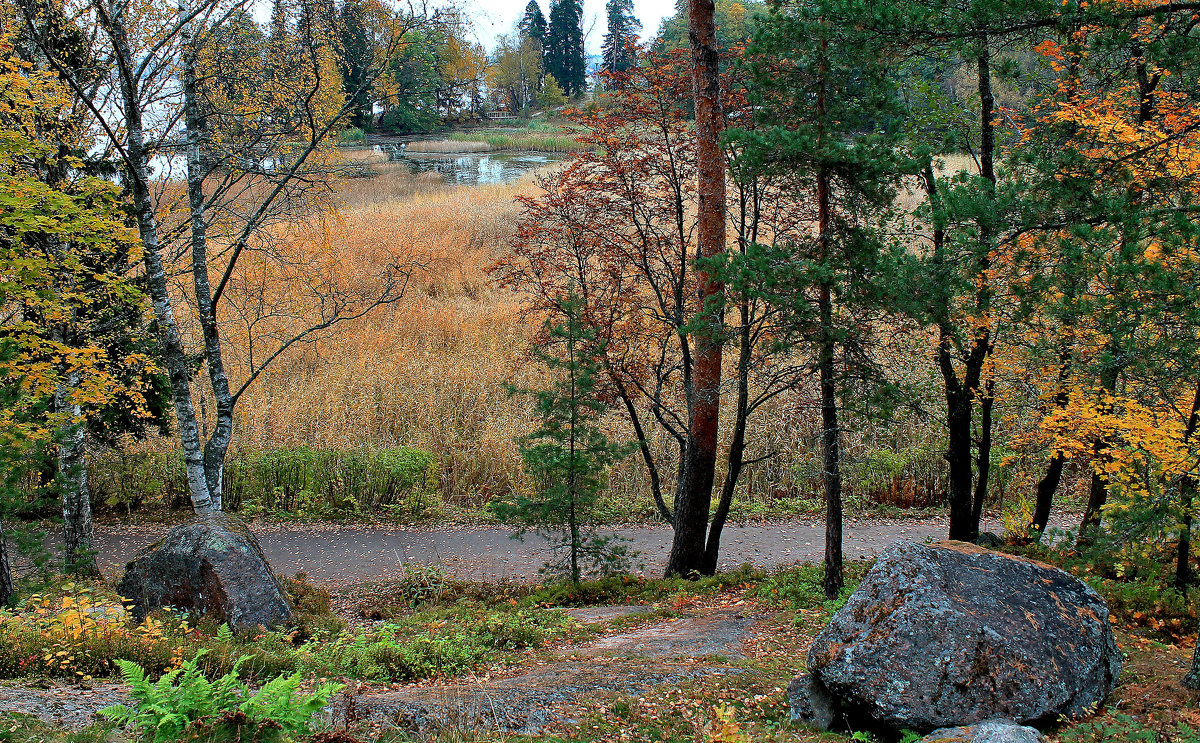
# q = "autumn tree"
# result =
<box><xmin>496</xmin><ymin>56</ymin><xmax>812</xmax><ymax>577</ymax></box>
<box><xmin>490</xmin><ymin>32</ymin><xmax>545</xmax><ymax>112</ymax></box>
<box><xmin>653</xmin><ymin>0</ymin><xmax>761</xmax><ymax>55</ymax></box>
<box><xmin>19</xmin><ymin>0</ymin><xmax>423</xmax><ymax>517</ymax></box>
<box><xmin>0</xmin><ymin>19</ymin><xmax>155</xmax><ymax>584</ymax></box>
<box><xmin>1004</xmin><ymin>3</ymin><xmax>1200</xmax><ymax>556</ymax></box>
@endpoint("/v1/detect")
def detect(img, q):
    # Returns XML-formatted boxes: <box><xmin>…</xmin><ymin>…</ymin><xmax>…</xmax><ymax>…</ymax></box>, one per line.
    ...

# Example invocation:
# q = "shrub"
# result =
<box><xmin>226</xmin><ymin>446</ymin><xmax>438</xmax><ymax>518</ymax></box>
<box><xmin>298</xmin><ymin>607</ymin><xmax>575</xmax><ymax>682</ymax></box>
<box><xmin>101</xmin><ymin>650</ymin><xmax>341</xmax><ymax>743</ymax></box>
<box><xmin>752</xmin><ymin>561</ymin><xmax>871</xmax><ymax>612</ymax></box>
<box><xmin>338</xmin><ymin>127</ymin><xmax>366</xmax><ymax>145</ymax></box>
<box><xmin>0</xmin><ymin>586</ymin><xmax>182</xmax><ymax>681</ymax></box>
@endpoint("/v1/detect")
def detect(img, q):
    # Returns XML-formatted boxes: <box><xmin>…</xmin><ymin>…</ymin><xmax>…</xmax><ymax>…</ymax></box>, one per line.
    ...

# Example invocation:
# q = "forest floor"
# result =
<box><xmin>89</xmin><ymin>514</ymin><xmax>1078</xmax><ymax>584</ymax></box>
<box><xmin>2</xmin><ymin>576</ymin><xmax>1196</xmax><ymax>743</ymax></box>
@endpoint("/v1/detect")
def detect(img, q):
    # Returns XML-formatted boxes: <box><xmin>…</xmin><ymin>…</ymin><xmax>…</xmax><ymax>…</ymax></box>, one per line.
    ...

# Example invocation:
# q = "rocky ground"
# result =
<box><xmin>0</xmin><ymin>601</ymin><xmax>770</xmax><ymax>735</ymax></box>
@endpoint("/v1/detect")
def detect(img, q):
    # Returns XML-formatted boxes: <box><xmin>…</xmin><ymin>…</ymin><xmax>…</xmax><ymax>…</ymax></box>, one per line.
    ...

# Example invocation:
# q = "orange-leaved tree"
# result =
<box><xmin>1006</xmin><ymin>1</ymin><xmax>1200</xmax><ymax>553</ymax></box>
<box><xmin>494</xmin><ymin>55</ymin><xmax>813</xmax><ymax>576</ymax></box>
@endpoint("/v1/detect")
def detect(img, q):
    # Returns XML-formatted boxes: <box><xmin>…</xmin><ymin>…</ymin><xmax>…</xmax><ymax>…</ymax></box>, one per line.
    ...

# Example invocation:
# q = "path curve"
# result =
<box><xmin>93</xmin><ymin>515</ymin><xmax>1059</xmax><ymax>586</ymax></box>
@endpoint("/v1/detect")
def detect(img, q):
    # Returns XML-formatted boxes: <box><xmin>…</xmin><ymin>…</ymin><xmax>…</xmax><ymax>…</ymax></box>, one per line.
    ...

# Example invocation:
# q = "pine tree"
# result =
<box><xmin>519</xmin><ymin>0</ymin><xmax>547</xmax><ymax>42</ymax></box>
<box><xmin>494</xmin><ymin>294</ymin><xmax>631</xmax><ymax>584</ymax></box>
<box><xmin>335</xmin><ymin>0</ymin><xmax>374</xmax><ymax>129</ymax></box>
<box><xmin>601</xmin><ymin>0</ymin><xmax>640</xmax><ymax>74</ymax></box>
<box><xmin>730</xmin><ymin>0</ymin><xmax>915</xmax><ymax>596</ymax></box>
<box><xmin>545</xmin><ymin>0</ymin><xmax>586</xmax><ymax>96</ymax></box>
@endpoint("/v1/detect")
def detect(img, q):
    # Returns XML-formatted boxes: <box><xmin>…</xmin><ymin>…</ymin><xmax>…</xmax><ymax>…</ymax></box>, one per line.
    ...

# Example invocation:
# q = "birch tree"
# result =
<box><xmin>19</xmin><ymin>0</ymin><xmax>426</xmax><ymax>515</ymax></box>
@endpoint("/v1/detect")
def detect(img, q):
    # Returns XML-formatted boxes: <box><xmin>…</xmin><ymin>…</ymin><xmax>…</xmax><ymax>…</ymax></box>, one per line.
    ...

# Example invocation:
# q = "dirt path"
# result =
<box><xmin>92</xmin><ymin>516</ymin><xmax>980</xmax><ymax>584</ymax></box>
<box><xmin>0</xmin><ymin>603</ymin><xmax>764</xmax><ymax>733</ymax></box>
<box><xmin>342</xmin><ymin>606</ymin><xmax>759</xmax><ymax>734</ymax></box>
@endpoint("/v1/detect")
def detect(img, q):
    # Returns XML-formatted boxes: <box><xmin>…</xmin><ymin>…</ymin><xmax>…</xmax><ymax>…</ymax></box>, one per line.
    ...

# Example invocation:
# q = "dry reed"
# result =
<box><xmin>119</xmin><ymin>152</ymin><xmax>1059</xmax><ymax>520</ymax></box>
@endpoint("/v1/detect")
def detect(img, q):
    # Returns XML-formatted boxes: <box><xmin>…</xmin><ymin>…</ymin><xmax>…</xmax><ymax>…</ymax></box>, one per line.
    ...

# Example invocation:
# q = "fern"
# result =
<box><xmin>100</xmin><ymin>650</ymin><xmax>342</xmax><ymax>742</ymax></box>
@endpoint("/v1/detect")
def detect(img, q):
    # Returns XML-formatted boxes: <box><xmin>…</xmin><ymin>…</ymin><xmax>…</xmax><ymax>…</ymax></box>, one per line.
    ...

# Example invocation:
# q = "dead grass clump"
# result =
<box><xmin>405</xmin><ymin>139</ymin><xmax>491</xmax><ymax>153</ymax></box>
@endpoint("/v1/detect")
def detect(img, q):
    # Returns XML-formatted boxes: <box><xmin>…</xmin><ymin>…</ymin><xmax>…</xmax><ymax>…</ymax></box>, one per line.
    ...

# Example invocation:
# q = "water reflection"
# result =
<box><xmin>377</xmin><ymin>146</ymin><xmax>563</xmax><ymax>186</ymax></box>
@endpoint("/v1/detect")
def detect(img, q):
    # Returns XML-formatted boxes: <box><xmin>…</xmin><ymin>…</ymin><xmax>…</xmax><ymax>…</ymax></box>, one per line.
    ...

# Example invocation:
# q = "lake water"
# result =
<box><xmin>376</xmin><ymin>147</ymin><xmax>565</xmax><ymax>187</ymax></box>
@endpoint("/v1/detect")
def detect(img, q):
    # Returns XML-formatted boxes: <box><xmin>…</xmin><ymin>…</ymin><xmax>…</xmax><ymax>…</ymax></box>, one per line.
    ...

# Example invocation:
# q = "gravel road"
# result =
<box><xmin>92</xmin><ymin>515</ymin><xmax>1060</xmax><ymax>585</ymax></box>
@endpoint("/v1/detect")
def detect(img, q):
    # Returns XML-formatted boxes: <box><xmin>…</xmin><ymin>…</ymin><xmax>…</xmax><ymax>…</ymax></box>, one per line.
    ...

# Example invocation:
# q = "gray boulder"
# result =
<box><xmin>919</xmin><ymin>719</ymin><xmax>1047</xmax><ymax>743</ymax></box>
<box><xmin>118</xmin><ymin>512</ymin><xmax>295</xmax><ymax>632</ymax></box>
<box><xmin>792</xmin><ymin>540</ymin><xmax>1120</xmax><ymax>733</ymax></box>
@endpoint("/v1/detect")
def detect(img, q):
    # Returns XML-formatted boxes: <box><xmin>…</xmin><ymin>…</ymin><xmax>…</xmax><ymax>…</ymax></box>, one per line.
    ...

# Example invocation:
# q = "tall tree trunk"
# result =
<box><xmin>1175</xmin><ymin>381</ymin><xmax>1200</xmax><ymax>596</ymax></box>
<box><xmin>1078</xmin><ymin>361</ymin><xmax>1120</xmax><ymax>544</ymax></box>
<box><xmin>105</xmin><ymin>1</ymin><xmax>216</xmax><ymax>514</ymax></box>
<box><xmin>819</xmin><ymin>282</ymin><xmax>843</xmax><ymax>599</ymax></box>
<box><xmin>665</xmin><ymin>0</ymin><xmax>725</xmax><ymax>578</ymax></box>
<box><xmin>0</xmin><ymin>519</ymin><xmax>14</xmax><ymax>606</ymax></box>
<box><xmin>1029</xmin><ymin>336</ymin><xmax>1076</xmax><ymax>540</ymax></box>
<box><xmin>942</xmin><ymin>336</ymin><xmax>977</xmax><ymax>541</ymax></box>
<box><xmin>702</xmin><ymin>300</ymin><xmax>751</xmax><ymax>574</ymax></box>
<box><xmin>55</xmin><ymin>369</ymin><xmax>97</xmax><ymax>576</ymax></box>
<box><xmin>182</xmin><ymin>3</ymin><xmax>233</xmax><ymax>511</ymax></box>
<box><xmin>970</xmin><ymin>377</ymin><xmax>994</xmax><ymax>532</ymax></box>
<box><xmin>946</xmin><ymin>39</ymin><xmax>996</xmax><ymax>543</ymax></box>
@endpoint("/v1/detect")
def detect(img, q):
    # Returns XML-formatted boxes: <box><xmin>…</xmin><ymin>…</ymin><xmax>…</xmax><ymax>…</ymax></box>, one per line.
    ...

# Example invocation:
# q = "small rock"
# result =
<box><xmin>976</xmin><ymin>532</ymin><xmax>1006</xmax><ymax>549</ymax></box>
<box><xmin>919</xmin><ymin>719</ymin><xmax>1047</xmax><ymax>743</ymax></box>
<box><xmin>787</xmin><ymin>673</ymin><xmax>837</xmax><ymax>730</ymax></box>
<box><xmin>118</xmin><ymin>512</ymin><xmax>294</xmax><ymax>632</ymax></box>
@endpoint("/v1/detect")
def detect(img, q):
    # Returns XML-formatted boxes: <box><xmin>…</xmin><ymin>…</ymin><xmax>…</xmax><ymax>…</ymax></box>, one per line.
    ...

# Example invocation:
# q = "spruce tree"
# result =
<box><xmin>519</xmin><ymin>0</ymin><xmax>547</xmax><ymax>42</ymax></box>
<box><xmin>545</xmin><ymin>0</ymin><xmax>586</xmax><ymax>96</ymax></box>
<box><xmin>494</xmin><ymin>294</ymin><xmax>631</xmax><ymax>584</ymax></box>
<box><xmin>335</xmin><ymin>0</ymin><xmax>374</xmax><ymax>129</ymax></box>
<box><xmin>601</xmin><ymin>0</ymin><xmax>640</xmax><ymax>74</ymax></box>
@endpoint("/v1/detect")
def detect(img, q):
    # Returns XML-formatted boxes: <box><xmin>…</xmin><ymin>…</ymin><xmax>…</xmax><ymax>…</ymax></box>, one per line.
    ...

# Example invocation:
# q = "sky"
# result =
<box><xmin>456</xmin><ymin>0</ymin><xmax>676</xmax><ymax>55</ymax></box>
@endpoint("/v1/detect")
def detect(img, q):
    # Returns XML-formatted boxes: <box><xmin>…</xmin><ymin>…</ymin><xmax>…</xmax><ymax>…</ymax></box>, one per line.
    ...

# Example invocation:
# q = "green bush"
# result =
<box><xmin>337</xmin><ymin>127</ymin><xmax>366</xmax><ymax>145</ymax></box>
<box><xmin>297</xmin><ymin>607</ymin><xmax>575</xmax><ymax>682</ymax></box>
<box><xmin>87</xmin><ymin>449</ymin><xmax>189</xmax><ymax>512</ymax></box>
<box><xmin>85</xmin><ymin>446</ymin><xmax>440</xmax><ymax>518</ymax></box>
<box><xmin>1060</xmin><ymin>715</ymin><xmax>1200</xmax><ymax>743</ymax></box>
<box><xmin>752</xmin><ymin>561</ymin><xmax>871</xmax><ymax>613</ymax></box>
<box><xmin>226</xmin><ymin>446</ymin><xmax>438</xmax><ymax>518</ymax></box>
<box><xmin>101</xmin><ymin>650</ymin><xmax>341</xmax><ymax>743</ymax></box>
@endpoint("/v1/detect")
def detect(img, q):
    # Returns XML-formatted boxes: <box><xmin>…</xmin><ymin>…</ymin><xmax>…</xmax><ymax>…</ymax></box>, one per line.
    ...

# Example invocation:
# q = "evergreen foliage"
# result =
<box><xmin>494</xmin><ymin>294</ymin><xmax>632</xmax><ymax>584</ymax></box>
<box><xmin>601</xmin><ymin>0</ymin><xmax>641</xmax><ymax>74</ymax></box>
<box><xmin>545</xmin><ymin>0</ymin><xmax>586</xmax><ymax>96</ymax></box>
<box><xmin>334</xmin><ymin>0</ymin><xmax>374</xmax><ymax>129</ymax></box>
<box><xmin>519</xmin><ymin>0</ymin><xmax>548</xmax><ymax>41</ymax></box>
<box><xmin>728</xmin><ymin>0</ymin><xmax>917</xmax><ymax>596</ymax></box>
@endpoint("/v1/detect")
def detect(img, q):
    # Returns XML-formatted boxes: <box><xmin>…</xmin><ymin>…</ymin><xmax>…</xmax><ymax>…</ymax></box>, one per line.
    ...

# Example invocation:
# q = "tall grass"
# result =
<box><xmin>89</xmin><ymin>151</ymin><xmax>1078</xmax><ymax>522</ymax></box>
<box><xmin>405</xmin><ymin>139</ymin><xmax>492</xmax><ymax>153</ymax></box>
<box><xmin>446</xmin><ymin>131</ymin><xmax>585</xmax><ymax>153</ymax></box>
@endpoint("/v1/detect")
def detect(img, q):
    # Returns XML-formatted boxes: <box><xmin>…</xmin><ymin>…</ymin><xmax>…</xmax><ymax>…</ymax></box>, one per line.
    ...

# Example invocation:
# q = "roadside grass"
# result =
<box><xmin>2</xmin><ymin>561</ymin><xmax>1200</xmax><ymax>742</ymax></box>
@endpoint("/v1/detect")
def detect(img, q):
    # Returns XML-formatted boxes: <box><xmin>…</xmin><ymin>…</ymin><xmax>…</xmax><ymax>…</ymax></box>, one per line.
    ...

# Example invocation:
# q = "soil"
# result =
<box><xmin>0</xmin><ymin>603</ymin><xmax>764</xmax><ymax>734</ymax></box>
<box><xmin>331</xmin><ymin>606</ymin><xmax>761</xmax><ymax>735</ymax></box>
<box><xmin>0</xmin><ymin>681</ymin><xmax>130</xmax><ymax>729</ymax></box>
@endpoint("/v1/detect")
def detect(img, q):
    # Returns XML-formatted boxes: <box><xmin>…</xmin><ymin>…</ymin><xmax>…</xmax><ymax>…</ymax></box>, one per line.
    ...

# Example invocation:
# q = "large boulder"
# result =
<box><xmin>118</xmin><ymin>512</ymin><xmax>295</xmax><ymax>633</ymax></box>
<box><xmin>791</xmin><ymin>541</ymin><xmax>1120</xmax><ymax>734</ymax></box>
